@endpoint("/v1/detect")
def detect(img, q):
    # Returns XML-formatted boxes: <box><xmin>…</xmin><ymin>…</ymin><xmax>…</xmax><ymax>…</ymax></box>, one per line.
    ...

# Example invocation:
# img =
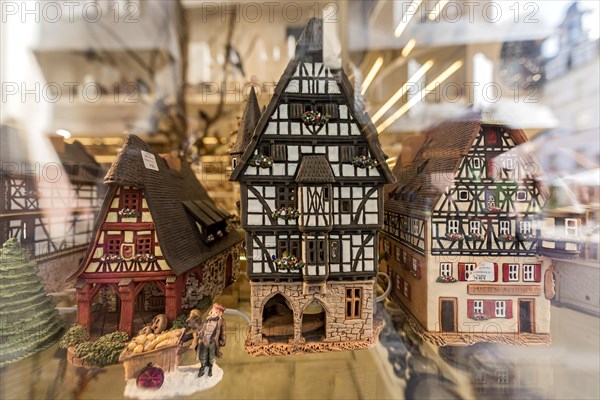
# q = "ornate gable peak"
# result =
<box><xmin>295</xmin><ymin>17</ymin><xmax>324</xmax><ymax>62</ymax></box>
<box><xmin>231</xmin><ymin>86</ymin><xmax>261</xmax><ymax>155</ymax></box>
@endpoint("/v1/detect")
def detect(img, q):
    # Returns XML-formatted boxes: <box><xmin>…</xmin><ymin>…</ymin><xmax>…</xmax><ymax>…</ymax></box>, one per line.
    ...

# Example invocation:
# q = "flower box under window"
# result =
<box><xmin>465</xmin><ymin>233</ymin><xmax>484</xmax><ymax>241</ymax></box>
<box><xmin>350</xmin><ymin>155</ymin><xmax>378</xmax><ymax>169</ymax></box>
<box><xmin>436</xmin><ymin>275</ymin><xmax>457</xmax><ymax>283</ymax></box>
<box><xmin>272</xmin><ymin>255</ymin><xmax>304</xmax><ymax>271</ymax></box>
<box><xmin>271</xmin><ymin>207</ymin><xmax>300</xmax><ymax>221</ymax></box>
<box><xmin>499</xmin><ymin>234</ymin><xmax>515</xmax><ymax>242</ymax></box>
<box><xmin>118</xmin><ymin>208</ymin><xmax>140</xmax><ymax>218</ymax></box>
<box><xmin>445</xmin><ymin>232</ymin><xmax>464</xmax><ymax>241</ymax></box>
<box><xmin>249</xmin><ymin>154</ymin><xmax>273</xmax><ymax>169</ymax></box>
<box><xmin>101</xmin><ymin>254</ymin><xmax>122</xmax><ymax>263</ymax></box>
<box><xmin>301</xmin><ymin>110</ymin><xmax>329</xmax><ymax>126</ymax></box>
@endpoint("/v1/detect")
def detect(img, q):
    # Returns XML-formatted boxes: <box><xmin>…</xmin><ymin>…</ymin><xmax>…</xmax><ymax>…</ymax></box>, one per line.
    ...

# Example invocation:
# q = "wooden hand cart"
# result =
<box><xmin>118</xmin><ymin>330</ymin><xmax>187</xmax><ymax>389</ymax></box>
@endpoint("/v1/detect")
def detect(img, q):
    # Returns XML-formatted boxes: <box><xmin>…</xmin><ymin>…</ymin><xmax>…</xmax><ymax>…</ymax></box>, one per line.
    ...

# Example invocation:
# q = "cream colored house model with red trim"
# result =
<box><xmin>69</xmin><ymin>135</ymin><xmax>244</xmax><ymax>336</ymax></box>
<box><xmin>381</xmin><ymin>112</ymin><xmax>554</xmax><ymax>346</ymax></box>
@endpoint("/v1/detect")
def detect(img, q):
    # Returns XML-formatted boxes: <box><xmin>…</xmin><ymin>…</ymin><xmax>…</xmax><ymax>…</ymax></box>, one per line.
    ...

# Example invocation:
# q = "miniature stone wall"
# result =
<box><xmin>248</xmin><ymin>279</ymin><xmax>375</xmax><ymax>345</ymax></box>
<box><xmin>95</xmin><ymin>286</ymin><xmax>118</xmax><ymax>312</ymax></box>
<box><xmin>182</xmin><ymin>244</ymin><xmax>242</xmax><ymax>309</ymax></box>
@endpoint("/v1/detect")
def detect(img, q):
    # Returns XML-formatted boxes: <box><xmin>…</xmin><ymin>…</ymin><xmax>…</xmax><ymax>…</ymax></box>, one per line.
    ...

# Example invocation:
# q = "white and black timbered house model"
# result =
<box><xmin>381</xmin><ymin>112</ymin><xmax>555</xmax><ymax>346</ymax></box>
<box><xmin>230</xmin><ymin>18</ymin><xmax>395</xmax><ymax>354</ymax></box>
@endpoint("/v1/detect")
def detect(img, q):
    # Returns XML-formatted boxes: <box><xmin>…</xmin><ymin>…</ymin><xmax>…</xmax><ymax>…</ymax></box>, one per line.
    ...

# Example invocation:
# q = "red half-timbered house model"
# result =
<box><xmin>230</xmin><ymin>18</ymin><xmax>395</xmax><ymax>355</ymax></box>
<box><xmin>68</xmin><ymin>135</ymin><xmax>244</xmax><ymax>336</ymax></box>
<box><xmin>381</xmin><ymin>111</ymin><xmax>554</xmax><ymax>346</ymax></box>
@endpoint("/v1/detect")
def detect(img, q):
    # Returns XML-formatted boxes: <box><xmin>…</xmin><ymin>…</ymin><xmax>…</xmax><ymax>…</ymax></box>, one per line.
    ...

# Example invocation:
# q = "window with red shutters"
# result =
<box><xmin>534</xmin><ymin>264</ymin><xmax>542</xmax><ymax>282</ymax></box>
<box><xmin>105</xmin><ymin>235</ymin><xmax>122</xmax><ymax>254</ymax></box>
<box><xmin>523</xmin><ymin>264</ymin><xmax>542</xmax><ymax>282</ymax></box>
<box><xmin>467</xmin><ymin>299</ymin><xmax>475</xmax><ymax>318</ymax></box>
<box><xmin>483</xmin><ymin>300</ymin><xmax>495</xmax><ymax>317</ymax></box>
<box><xmin>121</xmin><ymin>189</ymin><xmax>141</xmax><ymax>210</ymax></box>
<box><xmin>135</xmin><ymin>235</ymin><xmax>153</xmax><ymax>255</ymax></box>
<box><xmin>505</xmin><ymin>300</ymin><xmax>513</xmax><ymax>318</ymax></box>
<box><xmin>458</xmin><ymin>263</ymin><xmax>476</xmax><ymax>281</ymax></box>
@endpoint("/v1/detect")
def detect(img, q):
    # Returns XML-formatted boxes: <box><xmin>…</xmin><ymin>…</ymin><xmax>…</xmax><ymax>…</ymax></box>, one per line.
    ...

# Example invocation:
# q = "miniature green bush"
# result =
<box><xmin>59</xmin><ymin>324</ymin><xmax>90</xmax><ymax>349</ymax></box>
<box><xmin>73</xmin><ymin>331</ymin><xmax>128</xmax><ymax>367</ymax></box>
<box><xmin>171</xmin><ymin>314</ymin><xmax>188</xmax><ymax>329</ymax></box>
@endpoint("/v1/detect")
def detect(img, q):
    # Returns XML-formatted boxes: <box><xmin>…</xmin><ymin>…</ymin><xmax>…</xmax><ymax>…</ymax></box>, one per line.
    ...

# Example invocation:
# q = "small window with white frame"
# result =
<box><xmin>471</xmin><ymin>158</ymin><xmax>482</xmax><ymax>169</ymax></box>
<box><xmin>402</xmin><ymin>252</ymin><xmax>408</xmax><ymax>264</ymax></box>
<box><xmin>523</xmin><ymin>264</ymin><xmax>535</xmax><ymax>281</ymax></box>
<box><xmin>508</xmin><ymin>264</ymin><xmax>519</xmax><ymax>281</ymax></box>
<box><xmin>395</xmin><ymin>246</ymin><xmax>401</xmax><ymax>261</ymax></box>
<box><xmin>499</xmin><ymin>220</ymin><xmax>510</xmax><ymax>235</ymax></box>
<box><xmin>464</xmin><ymin>263</ymin><xmax>476</xmax><ymax>280</ymax></box>
<box><xmin>440</xmin><ymin>262</ymin><xmax>452</xmax><ymax>277</ymax></box>
<box><xmin>516</xmin><ymin>190</ymin><xmax>527</xmax><ymax>201</ymax></box>
<box><xmin>412</xmin><ymin>218</ymin><xmax>419</xmax><ymax>234</ymax></box>
<box><xmin>448</xmin><ymin>220</ymin><xmax>460</xmax><ymax>234</ymax></box>
<box><xmin>495</xmin><ymin>301</ymin><xmax>506</xmax><ymax>317</ymax></box>
<box><xmin>520</xmin><ymin>221</ymin><xmax>532</xmax><ymax>234</ymax></box>
<box><xmin>474</xmin><ymin>300</ymin><xmax>484</xmax><ymax>314</ymax></box>
<box><xmin>412</xmin><ymin>259</ymin><xmax>420</xmax><ymax>273</ymax></box>
<box><xmin>403</xmin><ymin>281</ymin><xmax>409</xmax><ymax>297</ymax></box>
<box><xmin>470</xmin><ymin>220</ymin><xmax>481</xmax><ymax>234</ymax></box>
<box><xmin>458</xmin><ymin>190</ymin><xmax>469</xmax><ymax>201</ymax></box>
<box><xmin>502</xmin><ymin>158</ymin><xmax>515</xmax><ymax>170</ymax></box>
<box><xmin>565</xmin><ymin>218</ymin><xmax>579</xmax><ymax>237</ymax></box>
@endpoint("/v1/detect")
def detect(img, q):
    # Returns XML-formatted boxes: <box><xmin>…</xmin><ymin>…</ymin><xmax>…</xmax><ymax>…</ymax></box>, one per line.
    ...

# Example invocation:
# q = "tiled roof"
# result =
<box><xmin>230</xmin><ymin>86</ymin><xmax>261</xmax><ymax>155</ymax></box>
<box><xmin>385</xmin><ymin>111</ymin><xmax>482</xmax><ymax>216</ymax></box>
<box><xmin>295</xmin><ymin>155</ymin><xmax>335</xmax><ymax>183</ymax></box>
<box><xmin>71</xmin><ymin>135</ymin><xmax>243</xmax><ymax>279</ymax></box>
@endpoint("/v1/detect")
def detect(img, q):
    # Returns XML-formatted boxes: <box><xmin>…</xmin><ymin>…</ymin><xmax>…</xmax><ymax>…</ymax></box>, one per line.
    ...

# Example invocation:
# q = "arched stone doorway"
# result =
<box><xmin>301</xmin><ymin>299</ymin><xmax>326</xmax><ymax>342</ymax></box>
<box><xmin>261</xmin><ymin>293</ymin><xmax>294</xmax><ymax>343</ymax></box>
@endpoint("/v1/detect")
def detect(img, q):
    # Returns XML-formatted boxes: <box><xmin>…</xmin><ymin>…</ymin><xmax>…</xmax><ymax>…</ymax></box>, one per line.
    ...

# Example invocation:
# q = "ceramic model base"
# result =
<box><xmin>388</xmin><ymin>301</ymin><xmax>551</xmax><ymax>347</ymax></box>
<box><xmin>245</xmin><ymin>321</ymin><xmax>384</xmax><ymax>356</ymax></box>
<box><xmin>123</xmin><ymin>363</ymin><xmax>223</xmax><ymax>399</ymax></box>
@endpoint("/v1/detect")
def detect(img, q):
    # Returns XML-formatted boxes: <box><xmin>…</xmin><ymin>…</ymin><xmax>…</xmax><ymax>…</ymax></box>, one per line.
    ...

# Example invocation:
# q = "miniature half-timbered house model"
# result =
<box><xmin>68</xmin><ymin>135</ymin><xmax>244</xmax><ymax>336</ymax></box>
<box><xmin>0</xmin><ymin>125</ymin><xmax>105</xmax><ymax>292</ymax></box>
<box><xmin>381</xmin><ymin>112</ymin><xmax>554</xmax><ymax>346</ymax></box>
<box><xmin>230</xmin><ymin>18</ymin><xmax>395</xmax><ymax>355</ymax></box>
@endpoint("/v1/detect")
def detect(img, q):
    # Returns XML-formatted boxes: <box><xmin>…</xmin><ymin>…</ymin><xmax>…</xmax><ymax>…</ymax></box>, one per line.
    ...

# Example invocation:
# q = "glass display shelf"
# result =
<box><xmin>1</xmin><ymin>274</ymin><xmax>598</xmax><ymax>400</ymax></box>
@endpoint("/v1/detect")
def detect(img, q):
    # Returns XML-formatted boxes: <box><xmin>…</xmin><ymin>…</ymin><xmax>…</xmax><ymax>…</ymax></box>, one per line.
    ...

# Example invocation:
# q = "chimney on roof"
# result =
<box><xmin>48</xmin><ymin>133</ymin><xmax>66</xmax><ymax>154</ymax></box>
<box><xmin>160</xmin><ymin>153</ymin><xmax>181</xmax><ymax>172</ymax></box>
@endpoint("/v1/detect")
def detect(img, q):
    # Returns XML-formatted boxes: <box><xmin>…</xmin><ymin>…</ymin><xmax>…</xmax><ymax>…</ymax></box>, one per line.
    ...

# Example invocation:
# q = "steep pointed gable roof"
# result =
<box><xmin>295</xmin><ymin>155</ymin><xmax>335</xmax><ymax>183</ymax></box>
<box><xmin>229</xmin><ymin>18</ymin><xmax>395</xmax><ymax>184</ymax></box>
<box><xmin>69</xmin><ymin>135</ymin><xmax>243</xmax><ymax>280</ymax></box>
<box><xmin>230</xmin><ymin>86</ymin><xmax>261</xmax><ymax>155</ymax></box>
<box><xmin>385</xmin><ymin>111</ymin><xmax>482</xmax><ymax>217</ymax></box>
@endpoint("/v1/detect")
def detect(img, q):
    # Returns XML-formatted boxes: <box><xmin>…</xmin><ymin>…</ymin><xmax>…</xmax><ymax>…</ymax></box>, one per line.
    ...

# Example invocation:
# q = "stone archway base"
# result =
<box><xmin>244</xmin><ymin>320</ymin><xmax>383</xmax><ymax>356</ymax></box>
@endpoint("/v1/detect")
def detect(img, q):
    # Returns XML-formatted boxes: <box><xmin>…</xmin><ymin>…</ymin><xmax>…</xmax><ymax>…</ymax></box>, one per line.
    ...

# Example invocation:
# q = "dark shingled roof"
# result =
<box><xmin>296</xmin><ymin>17</ymin><xmax>324</xmax><ymax>61</ymax></box>
<box><xmin>230</xmin><ymin>86</ymin><xmax>261</xmax><ymax>155</ymax></box>
<box><xmin>385</xmin><ymin>111</ymin><xmax>482</xmax><ymax>216</ymax></box>
<box><xmin>295</xmin><ymin>155</ymin><xmax>335</xmax><ymax>183</ymax></box>
<box><xmin>230</xmin><ymin>18</ymin><xmax>395</xmax><ymax>184</ymax></box>
<box><xmin>70</xmin><ymin>135</ymin><xmax>243</xmax><ymax>279</ymax></box>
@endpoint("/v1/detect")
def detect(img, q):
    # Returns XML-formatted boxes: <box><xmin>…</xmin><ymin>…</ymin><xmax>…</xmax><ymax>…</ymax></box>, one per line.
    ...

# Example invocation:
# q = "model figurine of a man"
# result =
<box><xmin>188</xmin><ymin>303</ymin><xmax>226</xmax><ymax>377</ymax></box>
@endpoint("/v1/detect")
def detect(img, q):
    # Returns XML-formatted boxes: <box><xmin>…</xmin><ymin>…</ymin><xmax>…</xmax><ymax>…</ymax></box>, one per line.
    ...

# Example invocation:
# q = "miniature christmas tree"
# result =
<box><xmin>0</xmin><ymin>238</ymin><xmax>64</xmax><ymax>367</ymax></box>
